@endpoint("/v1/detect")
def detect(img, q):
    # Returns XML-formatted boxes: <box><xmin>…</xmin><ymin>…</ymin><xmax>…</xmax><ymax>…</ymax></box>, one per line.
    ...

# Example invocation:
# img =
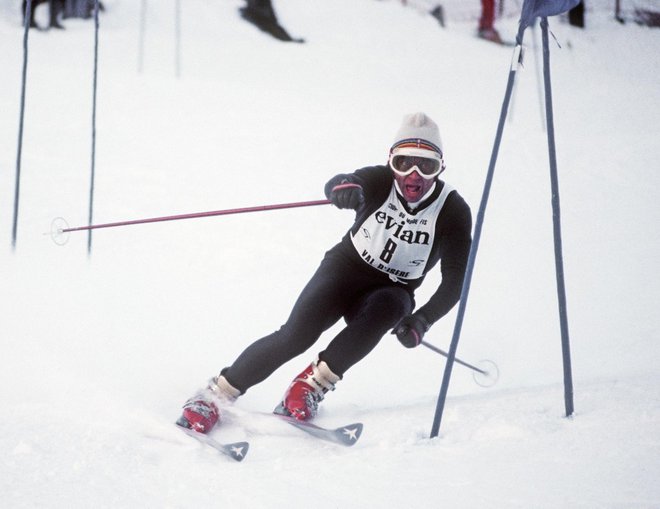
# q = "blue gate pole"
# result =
<box><xmin>12</xmin><ymin>0</ymin><xmax>32</xmax><ymax>250</ymax></box>
<box><xmin>138</xmin><ymin>0</ymin><xmax>147</xmax><ymax>73</ymax></box>
<box><xmin>430</xmin><ymin>35</ymin><xmax>527</xmax><ymax>439</ymax></box>
<box><xmin>540</xmin><ymin>17</ymin><xmax>574</xmax><ymax>417</ymax></box>
<box><xmin>175</xmin><ymin>0</ymin><xmax>182</xmax><ymax>78</ymax></box>
<box><xmin>87</xmin><ymin>0</ymin><xmax>101</xmax><ymax>255</ymax></box>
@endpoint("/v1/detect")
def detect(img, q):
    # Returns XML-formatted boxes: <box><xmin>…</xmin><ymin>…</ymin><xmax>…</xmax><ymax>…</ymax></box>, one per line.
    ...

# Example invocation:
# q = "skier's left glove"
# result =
<box><xmin>392</xmin><ymin>312</ymin><xmax>431</xmax><ymax>348</ymax></box>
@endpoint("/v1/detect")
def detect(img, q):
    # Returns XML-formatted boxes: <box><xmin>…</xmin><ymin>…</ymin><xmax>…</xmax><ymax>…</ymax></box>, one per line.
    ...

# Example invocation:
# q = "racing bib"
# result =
<box><xmin>351</xmin><ymin>183</ymin><xmax>453</xmax><ymax>281</ymax></box>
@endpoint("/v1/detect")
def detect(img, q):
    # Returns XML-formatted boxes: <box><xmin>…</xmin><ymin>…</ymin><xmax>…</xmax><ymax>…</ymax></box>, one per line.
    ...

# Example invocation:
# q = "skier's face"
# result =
<box><xmin>393</xmin><ymin>169</ymin><xmax>435</xmax><ymax>203</ymax></box>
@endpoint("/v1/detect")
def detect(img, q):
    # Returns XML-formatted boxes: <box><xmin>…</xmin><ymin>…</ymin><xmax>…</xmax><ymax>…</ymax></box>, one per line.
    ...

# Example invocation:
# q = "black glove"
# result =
<box><xmin>392</xmin><ymin>313</ymin><xmax>431</xmax><ymax>348</ymax></box>
<box><xmin>330</xmin><ymin>182</ymin><xmax>364</xmax><ymax>210</ymax></box>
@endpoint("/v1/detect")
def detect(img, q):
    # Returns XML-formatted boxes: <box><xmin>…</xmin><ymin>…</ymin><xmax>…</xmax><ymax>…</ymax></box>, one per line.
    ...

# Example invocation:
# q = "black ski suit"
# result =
<box><xmin>222</xmin><ymin>165</ymin><xmax>472</xmax><ymax>393</ymax></box>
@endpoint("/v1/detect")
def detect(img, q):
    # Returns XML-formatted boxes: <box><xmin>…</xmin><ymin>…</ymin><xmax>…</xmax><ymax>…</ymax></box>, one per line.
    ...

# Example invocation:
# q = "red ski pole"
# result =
<box><xmin>63</xmin><ymin>199</ymin><xmax>332</xmax><ymax>233</ymax></box>
<box><xmin>49</xmin><ymin>198</ymin><xmax>332</xmax><ymax>244</ymax></box>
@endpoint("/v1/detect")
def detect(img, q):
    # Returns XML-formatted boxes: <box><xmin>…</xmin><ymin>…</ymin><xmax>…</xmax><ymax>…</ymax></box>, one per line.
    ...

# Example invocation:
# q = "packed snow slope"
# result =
<box><xmin>1</xmin><ymin>1</ymin><xmax>659</xmax><ymax>507</ymax></box>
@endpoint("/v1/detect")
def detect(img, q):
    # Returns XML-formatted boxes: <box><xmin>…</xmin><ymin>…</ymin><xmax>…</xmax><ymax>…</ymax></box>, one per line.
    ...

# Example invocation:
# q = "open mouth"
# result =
<box><xmin>405</xmin><ymin>184</ymin><xmax>422</xmax><ymax>195</ymax></box>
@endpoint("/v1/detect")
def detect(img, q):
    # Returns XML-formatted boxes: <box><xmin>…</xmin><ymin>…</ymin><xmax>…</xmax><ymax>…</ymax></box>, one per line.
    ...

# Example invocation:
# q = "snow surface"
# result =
<box><xmin>1</xmin><ymin>1</ymin><xmax>660</xmax><ymax>507</ymax></box>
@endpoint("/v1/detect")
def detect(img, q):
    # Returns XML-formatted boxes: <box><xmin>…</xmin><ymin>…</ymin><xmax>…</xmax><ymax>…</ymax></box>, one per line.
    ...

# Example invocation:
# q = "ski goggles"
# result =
<box><xmin>388</xmin><ymin>138</ymin><xmax>445</xmax><ymax>179</ymax></box>
<box><xmin>389</xmin><ymin>154</ymin><xmax>443</xmax><ymax>179</ymax></box>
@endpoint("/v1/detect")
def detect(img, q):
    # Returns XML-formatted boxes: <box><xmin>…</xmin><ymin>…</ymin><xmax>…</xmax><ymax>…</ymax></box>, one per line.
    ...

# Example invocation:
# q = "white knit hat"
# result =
<box><xmin>390</xmin><ymin>112</ymin><xmax>445</xmax><ymax>172</ymax></box>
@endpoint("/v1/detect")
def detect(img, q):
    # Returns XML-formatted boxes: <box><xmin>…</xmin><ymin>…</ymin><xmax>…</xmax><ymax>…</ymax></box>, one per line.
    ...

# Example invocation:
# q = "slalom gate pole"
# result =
<box><xmin>175</xmin><ymin>0</ymin><xmax>181</xmax><ymax>77</ymax></box>
<box><xmin>87</xmin><ymin>0</ymin><xmax>101</xmax><ymax>255</ymax></box>
<box><xmin>429</xmin><ymin>30</ymin><xmax>526</xmax><ymax>440</ymax></box>
<box><xmin>531</xmin><ymin>21</ymin><xmax>546</xmax><ymax>131</ymax></box>
<box><xmin>60</xmin><ymin>199</ymin><xmax>332</xmax><ymax>234</ymax></box>
<box><xmin>138</xmin><ymin>0</ymin><xmax>147</xmax><ymax>73</ymax></box>
<box><xmin>12</xmin><ymin>0</ymin><xmax>32</xmax><ymax>250</ymax></box>
<box><xmin>540</xmin><ymin>17</ymin><xmax>574</xmax><ymax>417</ymax></box>
<box><xmin>421</xmin><ymin>341</ymin><xmax>488</xmax><ymax>375</ymax></box>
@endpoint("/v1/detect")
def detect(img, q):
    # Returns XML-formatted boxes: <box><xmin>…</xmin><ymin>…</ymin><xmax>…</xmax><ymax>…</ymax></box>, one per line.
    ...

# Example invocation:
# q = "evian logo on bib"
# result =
<box><xmin>351</xmin><ymin>184</ymin><xmax>453</xmax><ymax>281</ymax></box>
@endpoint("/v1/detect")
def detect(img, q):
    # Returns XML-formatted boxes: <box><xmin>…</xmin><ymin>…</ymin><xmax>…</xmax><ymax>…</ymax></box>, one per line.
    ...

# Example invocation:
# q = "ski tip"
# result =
<box><xmin>175</xmin><ymin>416</ymin><xmax>192</xmax><ymax>429</ymax></box>
<box><xmin>226</xmin><ymin>441</ymin><xmax>250</xmax><ymax>462</ymax></box>
<box><xmin>335</xmin><ymin>422</ymin><xmax>363</xmax><ymax>446</ymax></box>
<box><xmin>176</xmin><ymin>421</ymin><xmax>250</xmax><ymax>462</ymax></box>
<box><xmin>272</xmin><ymin>403</ymin><xmax>289</xmax><ymax>417</ymax></box>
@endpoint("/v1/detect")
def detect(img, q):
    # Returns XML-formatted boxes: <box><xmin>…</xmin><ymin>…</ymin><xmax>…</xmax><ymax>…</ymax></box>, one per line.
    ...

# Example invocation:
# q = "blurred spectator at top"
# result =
<box><xmin>23</xmin><ymin>0</ymin><xmax>64</xmax><ymax>30</ymax></box>
<box><xmin>568</xmin><ymin>1</ymin><xmax>585</xmax><ymax>28</ymax></box>
<box><xmin>477</xmin><ymin>0</ymin><xmax>503</xmax><ymax>44</ymax></box>
<box><xmin>22</xmin><ymin>0</ymin><xmax>103</xmax><ymax>30</ymax></box>
<box><xmin>240</xmin><ymin>0</ymin><xmax>303</xmax><ymax>42</ymax></box>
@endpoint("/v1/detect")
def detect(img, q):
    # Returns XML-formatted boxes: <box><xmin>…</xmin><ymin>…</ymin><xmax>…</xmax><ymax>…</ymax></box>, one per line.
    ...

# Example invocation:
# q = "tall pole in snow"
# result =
<box><xmin>429</xmin><ymin>0</ymin><xmax>580</xmax><ymax>439</ymax></box>
<box><xmin>540</xmin><ymin>16</ymin><xmax>574</xmax><ymax>417</ymax></box>
<box><xmin>430</xmin><ymin>39</ymin><xmax>526</xmax><ymax>439</ymax></box>
<box><xmin>87</xmin><ymin>0</ymin><xmax>101</xmax><ymax>255</ymax></box>
<box><xmin>12</xmin><ymin>0</ymin><xmax>32</xmax><ymax>250</ymax></box>
<box><xmin>138</xmin><ymin>0</ymin><xmax>147</xmax><ymax>73</ymax></box>
<box><xmin>175</xmin><ymin>0</ymin><xmax>182</xmax><ymax>78</ymax></box>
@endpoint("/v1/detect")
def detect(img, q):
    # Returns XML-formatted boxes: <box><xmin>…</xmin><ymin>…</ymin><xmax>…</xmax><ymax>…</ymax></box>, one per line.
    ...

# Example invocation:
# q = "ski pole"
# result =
<box><xmin>420</xmin><ymin>340</ymin><xmax>487</xmax><ymax>374</ymax></box>
<box><xmin>48</xmin><ymin>198</ymin><xmax>333</xmax><ymax>245</ymax></box>
<box><xmin>54</xmin><ymin>182</ymin><xmax>366</xmax><ymax>238</ymax></box>
<box><xmin>57</xmin><ymin>199</ymin><xmax>333</xmax><ymax>234</ymax></box>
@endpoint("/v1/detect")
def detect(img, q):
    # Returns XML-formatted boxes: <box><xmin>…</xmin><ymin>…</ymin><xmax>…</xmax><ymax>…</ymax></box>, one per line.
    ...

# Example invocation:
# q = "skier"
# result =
<box><xmin>22</xmin><ymin>0</ymin><xmax>64</xmax><ymax>30</ymax></box>
<box><xmin>177</xmin><ymin>112</ymin><xmax>472</xmax><ymax>433</ymax></box>
<box><xmin>477</xmin><ymin>0</ymin><xmax>503</xmax><ymax>44</ymax></box>
<box><xmin>239</xmin><ymin>0</ymin><xmax>303</xmax><ymax>43</ymax></box>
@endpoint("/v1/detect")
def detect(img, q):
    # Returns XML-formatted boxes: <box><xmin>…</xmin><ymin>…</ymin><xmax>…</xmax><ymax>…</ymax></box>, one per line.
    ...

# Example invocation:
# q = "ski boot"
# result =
<box><xmin>274</xmin><ymin>359</ymin><xmax>340</xmax><ymax>421</ymax></box>
<box><xmin>176</xmin><ymin>375</ymin><xmax>240</xmax><ymax>433</ymax></box>
<box><xmin>477</xmin><ymin>27</ymin><xmax>504</xmax><ymax>45</ymax></box>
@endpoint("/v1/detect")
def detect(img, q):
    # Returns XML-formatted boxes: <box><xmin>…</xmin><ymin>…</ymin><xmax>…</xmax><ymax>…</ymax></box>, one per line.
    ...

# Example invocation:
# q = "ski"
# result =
<box><xmin>176</xmin><ymin>423</ymin><xmax>249</xmax><ymax>462</ymax></box>
<box><xmin>272</xmin><ymin>409</ymin><xmax>363</xmax><ymax>446</ymax></box>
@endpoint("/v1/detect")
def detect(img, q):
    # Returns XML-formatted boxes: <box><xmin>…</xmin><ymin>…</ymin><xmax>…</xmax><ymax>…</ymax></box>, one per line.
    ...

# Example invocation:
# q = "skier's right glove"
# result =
<box><xmin>329</xmin><ymin>182</ymin><xmax>364</xmax><ymax>210</ymax></box>
<box><xmin>392</xmin><ymin>313</ymin><xmax>431</xmax><ymax>348</ymax></box>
